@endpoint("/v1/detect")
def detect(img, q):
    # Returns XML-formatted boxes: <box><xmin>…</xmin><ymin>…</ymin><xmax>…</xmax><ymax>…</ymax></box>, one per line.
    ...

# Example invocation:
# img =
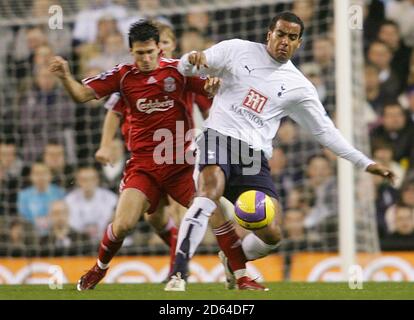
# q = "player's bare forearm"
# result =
<box><xmin>60</xmin><ymin>76</ymin><xmax>96</xmax><ymax>103</ymax></box>
<box><xmin>49</xmin><ymin>56</ymin><xmax>96</xmax><ymax>103</ymax></box>
<box><xmin>95</xmin><ymin>111</ymin><xmax>121</xmax><ymax>165</ymax></box>
<box><xmin>100</xmin><ymin>111</ymin><xmax>120</xmax><ymax>147</ymax></box>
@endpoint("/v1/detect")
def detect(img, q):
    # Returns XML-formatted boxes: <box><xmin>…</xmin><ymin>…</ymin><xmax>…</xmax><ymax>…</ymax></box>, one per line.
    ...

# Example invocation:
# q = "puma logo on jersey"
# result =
<box><xmin>244</xmin><ymin>65</ymin><xmax>256</xmax><ymax>75</ymax></box>
<box><xmin>136</xmin><ymin>98</ymin><xmax>174</xmax><ymax>113</ymax></box>
<box><xmin>243</xmin><ymin>88</ymin><xmax>268</xmax><ymax>113</ymax></box>
<box><xmin>278</xmin><ymin>84</ymin><xmax>286</xmax><ymax>97</ymax></box>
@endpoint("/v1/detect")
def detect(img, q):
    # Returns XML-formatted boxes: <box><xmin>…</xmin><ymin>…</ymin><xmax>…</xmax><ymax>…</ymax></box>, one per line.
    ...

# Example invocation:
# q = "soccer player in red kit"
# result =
<box><xmin>94</xmin><ymin>22</ymin><xmax>213</xmax><ymax>277</ymax></box>
<box><xmin>49</xmin><ymin>20</ymin><xmax>221</xmax><ymax>290</ymax></box>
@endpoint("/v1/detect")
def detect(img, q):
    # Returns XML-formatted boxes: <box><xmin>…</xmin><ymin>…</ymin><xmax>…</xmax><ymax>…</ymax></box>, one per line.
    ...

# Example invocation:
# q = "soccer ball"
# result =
<box><xmin>233</xmin><ymin>190</ymin><xmax>275</xmax><ymax>230</ymax></box>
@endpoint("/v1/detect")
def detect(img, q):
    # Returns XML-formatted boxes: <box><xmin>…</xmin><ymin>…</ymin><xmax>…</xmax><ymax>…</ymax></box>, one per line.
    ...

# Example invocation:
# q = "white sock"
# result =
<box><xmin>241</xmin><ymin>233</ymin><xmax>280</xmax><ymax>261</ymax></box>
<box><xmin>97</xmin><ymin>259</ymin><xmax>110</xmax><ymax>270</ymax></box>
<box><xmin>175</xmin><ymin>197</ymin><xmax>217</xmax><ymax>258</ymax></box>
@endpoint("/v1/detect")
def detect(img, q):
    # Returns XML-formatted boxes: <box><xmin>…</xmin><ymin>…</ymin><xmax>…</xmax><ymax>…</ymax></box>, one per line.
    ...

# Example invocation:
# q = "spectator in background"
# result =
<box><xmin>303</xmin><ymin>155</ymin><xmax>338</xmax><ymax>250</ymax></box>
<box><xmin>377</xmin><ymin>20</ymin><xmax>412</xmax><ymax>91</ymax></box>
<box><xmin>402</xmin><ymin>85</ymin><xmax>414</xmax><ymax>125</ymax></box>
<box><xmin>381</xmin><ymin>205</ymin><xmax>414</xmax><ymax>251</ymax></box>
<box><xmin>12</xmin><ymin>0</ymin><xmax>72</xmax><ymax>80</ymax></box>
<box><xmin>11</xmin><ymin>26</ymin><xmax>48</xmax><ymax>82</ymax></box>
<box><xmin>65</xmin><ymin>167</ymin><xmax>117</xmax><ymax>243</ymax></box>
<box><xmin>385</xmin><ymin>0</ymin><xmax>414</xmax><ymax>47</ymax></box>
<box><xmin>0</xmin><ymin>142</ymin><xmax>23</xmax><ymax>216</ymax></box>
<box><xmin>291</xmin><ymin>0</ymin><xmax>316</xmax><ymax>63</ymax></box>
<box><xmin>0</xmin><ymin>142</ymin><xmax>23</xmax><ymax>179</ymax></box>
<box><xmin>100</xmin><ymin>138</ymin><xmax>126</xmax><ymax>193</ymax></box>
<box><xmin>185</xmin><ymin>7</ymin><xmax>212</xmax><ymax>37</ymax></box>
<box><xmin>87</xmin><ymin>32</ymin><xmax>131</xmax><ymax>71</ymax></box>
<box><xmin>311</xmin><ymin>37</ymin><xmax>335</xmax><ymax>114</ymax></box>
<box><xmin>363</xmin><ymin>0</ymin><xmax>386</xmax><ymax>46</ymax></box>
<box><xmin>42</xmin><ymin>142</ymin><xmax>75</xmax><ymax>190</ymax></box>
<box><xmin>367</xmin><ymin>40</ymin><xmax>401</xmax><ymax>99</ymax></box>
<box><xmin>72</xmin><ymin>0</ymin><xmax>127</xmax><ymax>47</ymax></box>
<box><xmin>372</xmin><ymin>143</ymin><xmax>401</xmax><ymax>235</ymax></box>
<box><xmin>179</xmin><ymin>28</ymin><xmax>208</xmax><ymax>56</ymax></box>
<box><xmin>17</xmin><ymin>162</ymin><xmax>65</xmax><ymax>235</ymax></box>
<box><xmin>40</xmin><ymin>200</ymin><xmax>93</xmax><ymax>256</ymax></box>
<box><xmin>18</xmin><ymin>66</ymin><xmax>76</xmax><ymax>164</ymax></box>
<box><xmin>269</xmin><ymin>147</ymin><xmax>302</xmax><ymax>210</ymax></box>
<box><xmin>370</xmin><ymin>103</ymin><xmax>414</xmax><ymax>167</ymax></box>
<box><xmin>283</xmin><ymin>208</ymin><xmax>306</xmax><ymax>243</ymax></box>
<box><xmin>365</xmin><ymin>63</ymin><xmax>393</xmax><ymax>116</ymax></box>
<box><xmin>275</xmin><ymin>119</ymin><xmax>322</xmax><ymax>182</ymax></box>
<box><xmin>77</xmin><ymin>15</ymin><xmax>123</xmax><ymax>76</ymax></box>
<box><xmin>75</xmin><ymin>66</ymin><xmax>107</xmax><ymax>167</ymax></box>
<box><xmin>385</xmin><ymin>180</ymin><xmax>414</xmax><ymax>234</ymax></box>
<box><xmin>0</xmin><ymin>217</ymin><xmax>38</xmax><ymax>257</ymax></box>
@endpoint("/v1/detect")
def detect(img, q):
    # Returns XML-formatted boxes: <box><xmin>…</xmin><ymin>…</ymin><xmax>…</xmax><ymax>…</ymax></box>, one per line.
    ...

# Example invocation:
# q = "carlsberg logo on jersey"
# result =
<box><xmin>136</xmin><ymin>98</ymin><xmax>174</xmax><ymax>114</ymax></box>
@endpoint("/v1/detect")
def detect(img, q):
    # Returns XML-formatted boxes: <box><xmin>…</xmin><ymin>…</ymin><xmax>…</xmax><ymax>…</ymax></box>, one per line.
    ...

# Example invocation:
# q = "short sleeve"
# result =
<box><xmin>82</xmin><ymin>65</ymin><xmax>124</xmax><ymax>99</ymax></box>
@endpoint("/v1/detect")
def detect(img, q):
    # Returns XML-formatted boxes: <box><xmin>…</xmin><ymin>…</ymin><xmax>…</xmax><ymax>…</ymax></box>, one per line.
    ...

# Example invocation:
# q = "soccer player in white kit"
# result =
<box><xmin>165</xmin><ymin>11</ymin><xmax>395</xmax><ymax>291</ymax></box>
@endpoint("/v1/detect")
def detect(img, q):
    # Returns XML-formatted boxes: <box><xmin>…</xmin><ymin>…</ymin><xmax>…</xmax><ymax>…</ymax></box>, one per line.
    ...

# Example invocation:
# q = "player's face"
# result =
<box><xmin>159</xmin><ymin>32</ymin><xmax>176</xmax><ymax>59</ymax></box>
<box><xmin>130</xmin><ymin>39</ymin><xmax>161</xmax><ymax>73</ymax></box>
<box><xmin>266</xmin><ymin>19</ymin><xmax>302</xmax><ymax>63</ymax></box>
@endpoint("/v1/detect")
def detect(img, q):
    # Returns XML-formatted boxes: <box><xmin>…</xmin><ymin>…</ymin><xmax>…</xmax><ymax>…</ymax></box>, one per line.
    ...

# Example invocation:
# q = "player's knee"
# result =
<box><xmin>112</xmin><ymin>218</ymin><xmax>137</xmax><ymax>238</ymax></box>
<box><xmin>197</xmin><ymin>166</ymin><xmax>225</xmax><ymax>200</ymax></box>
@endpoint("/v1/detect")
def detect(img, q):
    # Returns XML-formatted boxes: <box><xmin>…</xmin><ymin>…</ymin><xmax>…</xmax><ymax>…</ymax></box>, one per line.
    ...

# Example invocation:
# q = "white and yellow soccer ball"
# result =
<box><xmin>233</xmin><ymin>190</ymin><xmax>275</xmax><ymax>230</ymax></box>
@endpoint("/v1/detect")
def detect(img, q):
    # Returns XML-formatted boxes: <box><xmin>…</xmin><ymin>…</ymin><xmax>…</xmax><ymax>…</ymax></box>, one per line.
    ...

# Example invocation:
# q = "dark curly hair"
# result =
<box><xmin>128</xmin><ymin>20</ymin><xmax>160</xmax><ymax>48</ymax></box>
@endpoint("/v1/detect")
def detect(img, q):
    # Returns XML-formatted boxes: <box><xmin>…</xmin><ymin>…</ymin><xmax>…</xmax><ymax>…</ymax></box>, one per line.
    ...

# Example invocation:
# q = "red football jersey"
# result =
<box><xmin>83</xmin><ymin>58</ymin><xmax>208</xmax><ymax>156</ymax></box>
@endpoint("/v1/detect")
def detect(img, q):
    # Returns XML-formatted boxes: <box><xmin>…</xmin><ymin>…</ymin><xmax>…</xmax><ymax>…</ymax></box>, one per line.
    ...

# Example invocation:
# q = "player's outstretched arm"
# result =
<box><xmin>95</xmin><ymin>111</ymin><xmax>121</xmax><ymax>166</ymax></box>
<box><xmin>49</xmin><ymin>56</ymin><xmax>96</xmax><ymax>103</ymax></box>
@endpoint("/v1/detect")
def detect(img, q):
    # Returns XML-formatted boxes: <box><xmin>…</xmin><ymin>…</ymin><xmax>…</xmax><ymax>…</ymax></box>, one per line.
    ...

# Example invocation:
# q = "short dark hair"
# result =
<box><xmin>128</xmin><ymin>20</ymin><xmax>159</xmax><ymax>48</ymax></box>
<box><xmin>379</xmin><ymin>19</ymin><xmax>400</xmax><ymax>32</ymax></box>
<box><xmin>268</xmin><ymin>11</ymin><xmax>305</xmax><ymax>38</ymax></box>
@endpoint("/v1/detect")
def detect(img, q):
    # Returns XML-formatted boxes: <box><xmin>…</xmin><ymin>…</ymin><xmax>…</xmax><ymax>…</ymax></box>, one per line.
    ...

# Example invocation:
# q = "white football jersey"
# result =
<box><xmin>178</xmin><ymin>39</ymin><xmax>374</xmax><ymax>169</ymax></box>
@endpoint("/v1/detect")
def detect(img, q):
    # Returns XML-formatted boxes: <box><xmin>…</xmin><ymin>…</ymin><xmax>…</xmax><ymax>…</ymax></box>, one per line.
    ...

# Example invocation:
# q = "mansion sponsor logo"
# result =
<box><xmin>230</xmin><ymin>105</ymin><xmax>264</xmax><ymax>128</ymax></box>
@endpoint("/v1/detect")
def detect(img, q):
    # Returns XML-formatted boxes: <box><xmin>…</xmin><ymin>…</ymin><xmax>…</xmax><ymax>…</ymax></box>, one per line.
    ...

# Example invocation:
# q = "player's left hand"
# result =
<box><xmin>204</xmin><ymin>75</ymin><xmax>221</xmax><ymax>97</ymax></box>
<box><xmin>366</xmin><ymin>163</ymin><xmax>396</xmax><ymax>186</ymax></box>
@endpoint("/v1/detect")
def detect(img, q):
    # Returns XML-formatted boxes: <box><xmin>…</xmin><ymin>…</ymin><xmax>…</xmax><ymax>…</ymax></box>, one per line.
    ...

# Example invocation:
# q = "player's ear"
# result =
<box><xmin>266</xmin><ymin>30</ymin><xmax>272</xmax><ymax>42</ymax></box>
<box><xmin>297</xmin><ymin>38</ymin><xmax>302</xmax><ymax>48</ymax></box>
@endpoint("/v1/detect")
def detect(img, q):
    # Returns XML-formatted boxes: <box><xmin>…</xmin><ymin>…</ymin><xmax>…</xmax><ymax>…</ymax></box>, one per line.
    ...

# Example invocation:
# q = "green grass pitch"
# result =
<box><xmin>0</xmin><ymin>282</ymin><xmax>413</xmax><ymax>300</ymax></box>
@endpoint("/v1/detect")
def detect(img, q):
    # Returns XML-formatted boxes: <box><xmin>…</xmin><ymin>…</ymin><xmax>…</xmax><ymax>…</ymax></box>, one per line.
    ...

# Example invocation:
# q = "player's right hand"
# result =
<box><xmin>48</xmin><ymin>56</ymin><xmax>71</xmax><ymax>79</ymax></box>
<box><xmin>366</xmin><ymin>163</ymin><xmax>396</xmax><ymax>186</ymax></box>
<box><xmin>188</xmin><ymin>51</ymin><xmax>208</xmax><ymax>70</ymax></box>
<box><xmin>95</xmin><ymin>146</ymin><xmax>114</xmax><ymax>166</ymax></box>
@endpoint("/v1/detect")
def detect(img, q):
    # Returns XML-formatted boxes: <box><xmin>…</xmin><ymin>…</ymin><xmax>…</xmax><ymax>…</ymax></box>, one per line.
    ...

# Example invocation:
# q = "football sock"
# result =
<box><xmin>97</xmin><ymin>223</ymin><xmax>124</xmax><ymax>268</ymax></box>
<box><xmin>213</xmin><ymin>221</ymin><xmax>247</xmax><ymax>279</ymax></box>
<box><xmin>156</xmin><ymin>217</ymin><xmax>178</xmax><ymax>273</ymax></box>
<box><xmin>241</xmin><ymin>232</ymin><xmax>280</xmax><ymax>261</ymax></box>
<box><xmin>172</xmin><ymin>197</ymin><xmax>216</xmax><ymax>279</ymax></box>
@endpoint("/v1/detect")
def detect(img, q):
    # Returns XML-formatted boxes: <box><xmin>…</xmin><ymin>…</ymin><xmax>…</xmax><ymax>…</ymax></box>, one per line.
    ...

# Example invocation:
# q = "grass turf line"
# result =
<box><xmin>0</xmin><ymin>282</ymin><xmax>413</xmax><ymax>300</ymax></box>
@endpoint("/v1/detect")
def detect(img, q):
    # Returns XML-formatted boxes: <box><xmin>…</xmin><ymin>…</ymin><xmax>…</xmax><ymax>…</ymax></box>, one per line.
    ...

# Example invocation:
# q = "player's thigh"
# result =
<box><xmin>164</xmin><ymin>164</ymin><xmax>196</xmax><ymax>208</ymax></box>
<box><xmin>113</xmin><ymin>188</ymin><xmax>150</xmax><ymax>234</ymax></box>
<box><xmin>145</xmin><ymin>196</ymin><xmax>169</xmax><ymax>230</ymax></box>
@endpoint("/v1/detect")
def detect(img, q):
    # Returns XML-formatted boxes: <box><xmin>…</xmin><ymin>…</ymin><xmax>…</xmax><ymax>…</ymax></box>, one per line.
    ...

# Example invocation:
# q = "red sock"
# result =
<box><xmin>213</xmin><ymin>221</ymin><xmax>247</xmax><ymax>271</ymax></box>
<box><xmin>157</xmin><ymin>218</ymin><xmax>178</xmax><ymax>273</ymax></box>
<box><xmin>98</xmin><ymin>223</ymin><xmax>124</xmax><ymax>265</ymax></box>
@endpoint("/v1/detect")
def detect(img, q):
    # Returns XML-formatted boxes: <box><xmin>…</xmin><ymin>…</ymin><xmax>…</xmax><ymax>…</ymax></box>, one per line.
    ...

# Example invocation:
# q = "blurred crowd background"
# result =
<box><xmin>1</xmin><ymin>0</ymin><xmax>414</xmax><ymax>275</ymax></box>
